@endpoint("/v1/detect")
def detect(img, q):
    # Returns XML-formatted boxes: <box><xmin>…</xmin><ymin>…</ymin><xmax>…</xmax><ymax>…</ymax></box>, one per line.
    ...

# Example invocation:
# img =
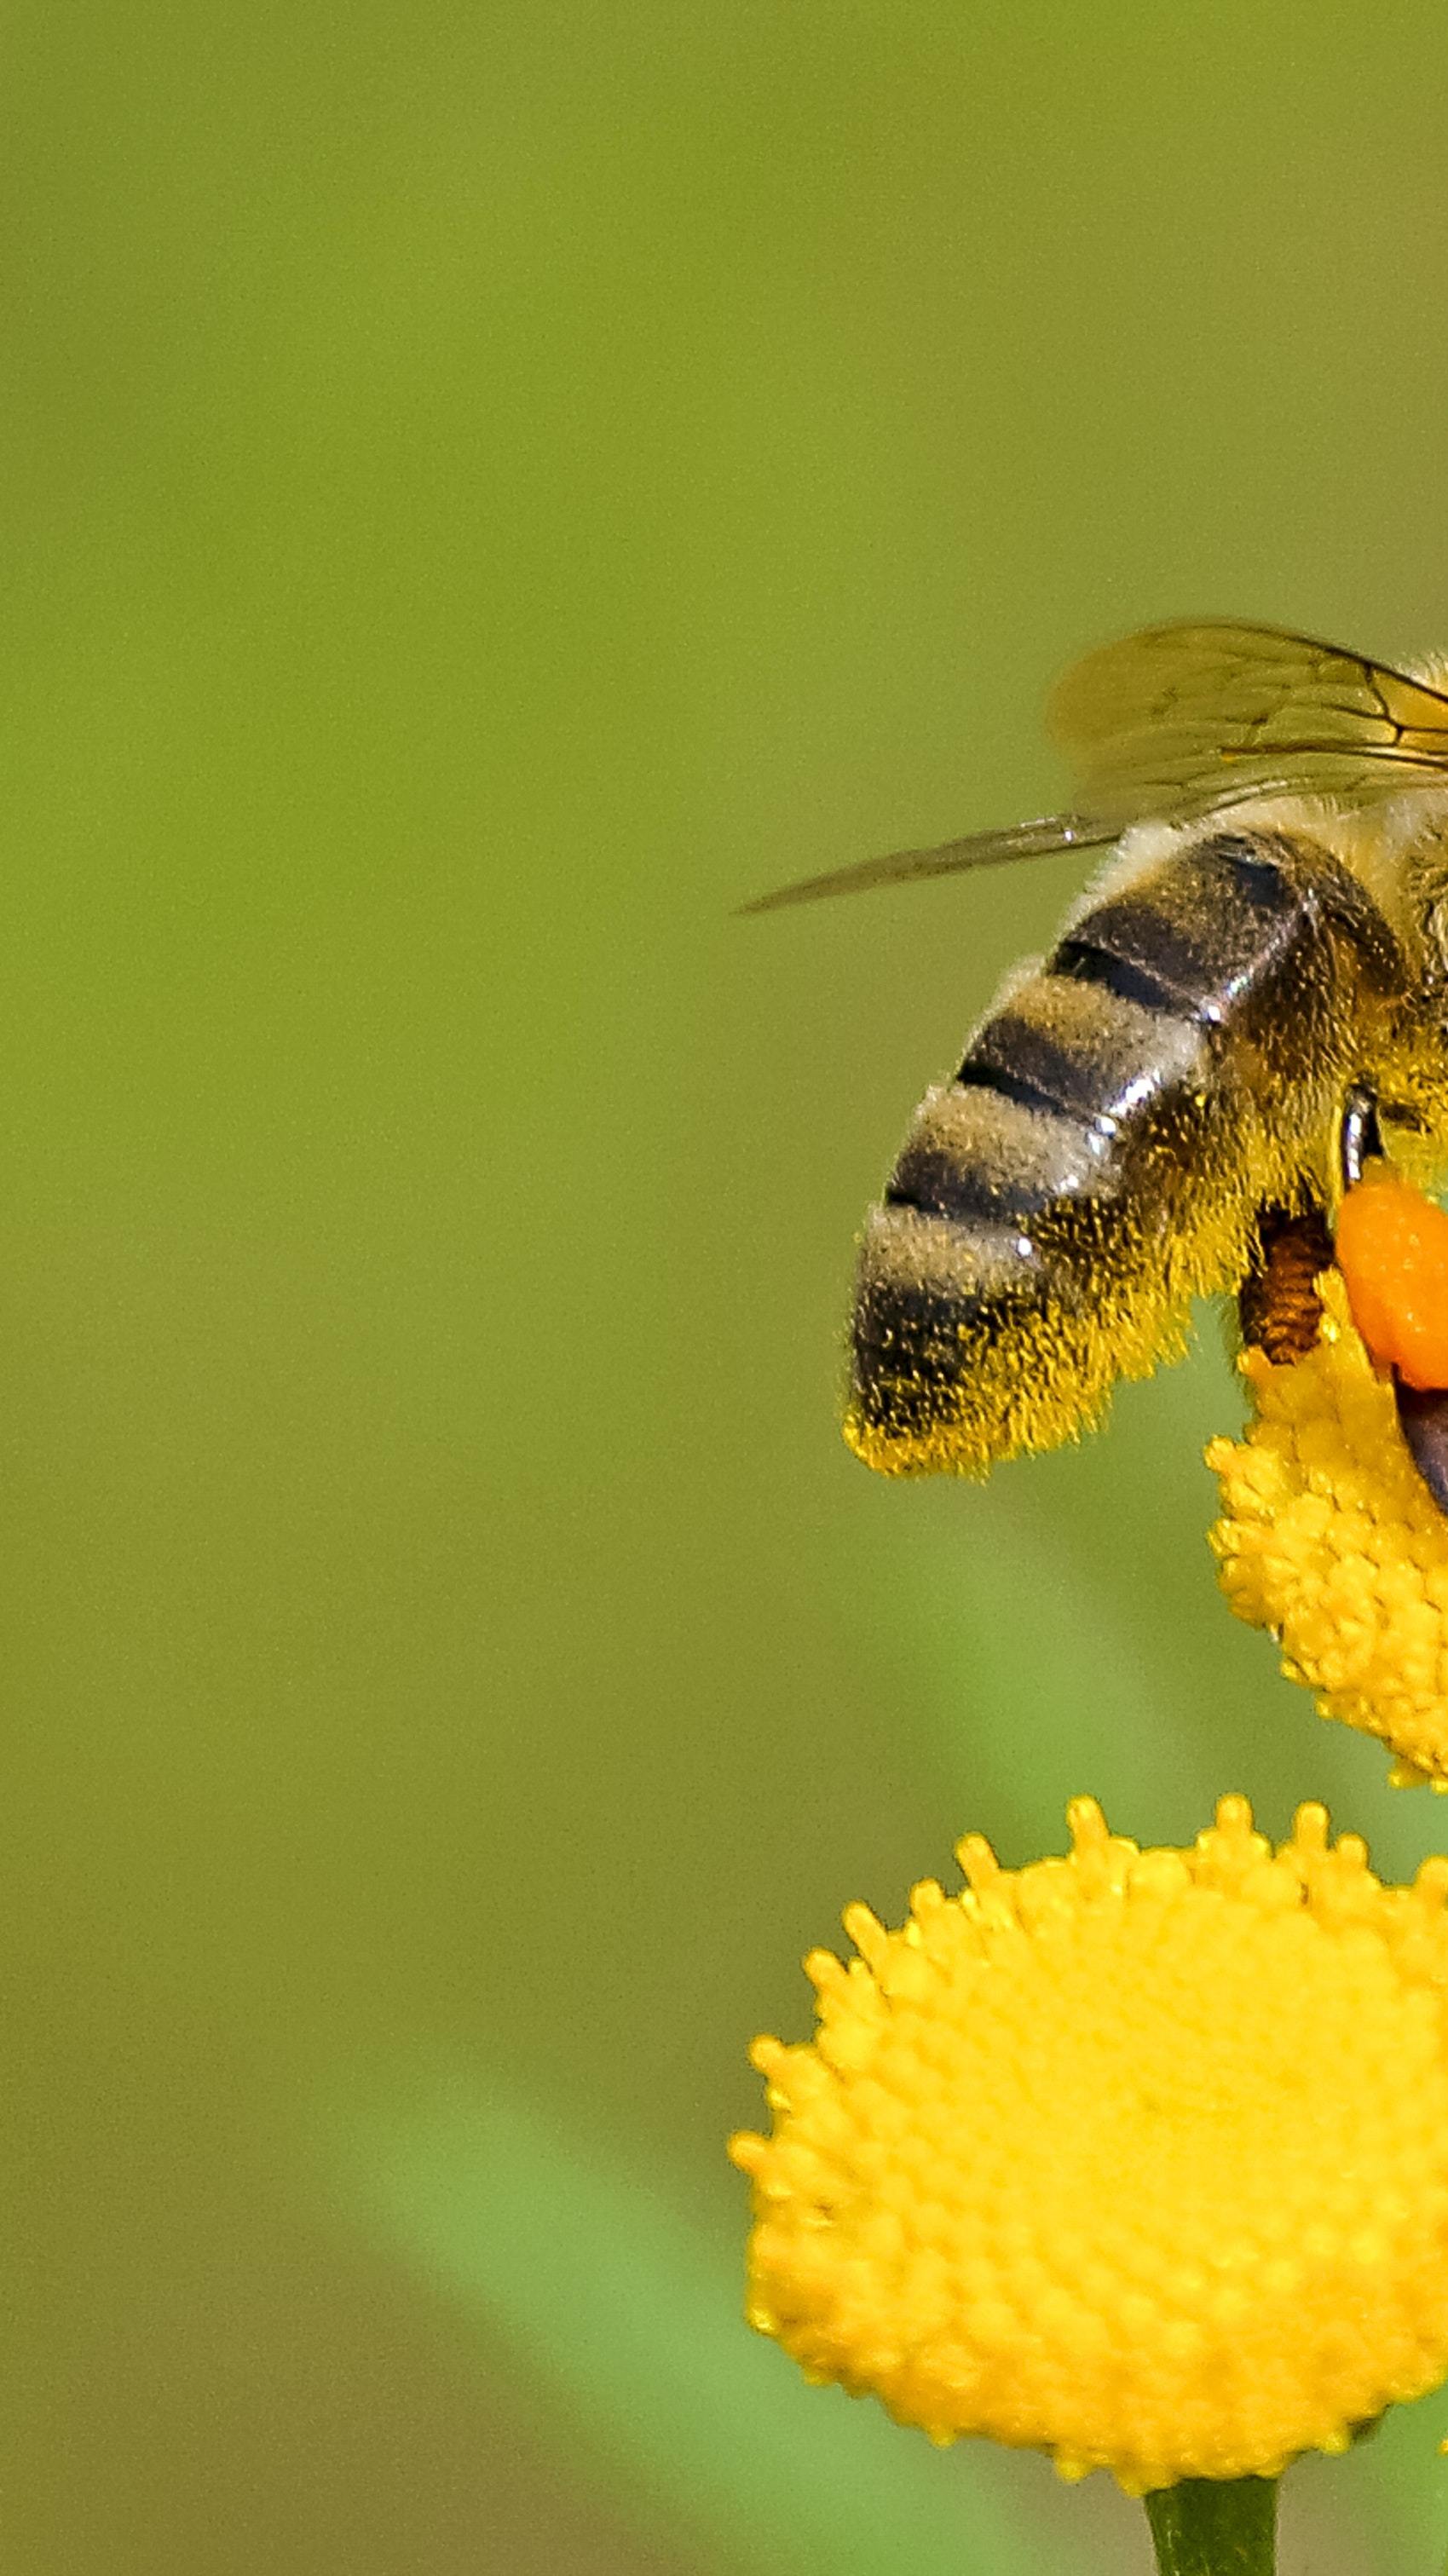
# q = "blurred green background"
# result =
<box><xmin>8</xmin><ymin>2</ymin><xmax>1448</xmax><ymax>2568</ymax></box>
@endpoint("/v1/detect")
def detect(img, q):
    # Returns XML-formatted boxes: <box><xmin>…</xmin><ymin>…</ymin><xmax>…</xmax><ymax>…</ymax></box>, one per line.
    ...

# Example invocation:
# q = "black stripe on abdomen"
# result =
<box><xmin>957</xmin><ymin>1009</ymin><xmax>1129</xmax><ymax>1132</ymax></box>
<box><xmin>885</xmin><ymin>1069</ymin><xmax>1112</xmax><ymax>1232</ymax></box>
<box><xmin>1047</xmin><ymin>831</ymin><xmax>1315</xmax><ymax>1031</ymax></box>
<box><xmin>1050</xmin><ymin>936</ymin><xmax>1184</xmax><ymax>1019</ymax></box>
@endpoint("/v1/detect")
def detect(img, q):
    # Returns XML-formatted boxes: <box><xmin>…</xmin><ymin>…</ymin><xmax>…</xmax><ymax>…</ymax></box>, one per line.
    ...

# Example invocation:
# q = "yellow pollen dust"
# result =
<box><xmin>729</xmin><ymin>1795</ymin><xmax>1448</xmax><ymax>2493</ymax></box>
<box><xmin>1209</xmin><ymin>1271</ymin><xmax>1448</xmax><ymax>1787</ymax></box>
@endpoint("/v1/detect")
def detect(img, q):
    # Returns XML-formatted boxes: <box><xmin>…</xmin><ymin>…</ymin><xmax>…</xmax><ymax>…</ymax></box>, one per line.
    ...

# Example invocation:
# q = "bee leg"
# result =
<box><xmin>1339</xmin><ymin>1083</ymin><xmax>1384</xmax><ymax>1191</ymax></box>
<box><xmin>1395</xmin><ymin>1385</ymin><xmax>1448</xmax><ymax>1515</ymax></box>
<box><xmin>1237</xmin><ymin>1200</ymin><xmax>1332</xmax><ymax>1363</ymax></box>
<box><xmin>1243</xmin><ymin>1085</ymin><xmax>1389</xmax><ymax>1367</ymax></box>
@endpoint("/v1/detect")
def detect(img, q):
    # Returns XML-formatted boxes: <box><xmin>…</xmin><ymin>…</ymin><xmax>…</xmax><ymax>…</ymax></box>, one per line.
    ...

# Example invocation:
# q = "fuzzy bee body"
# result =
<box><xmin>851</xmin><ymin>815</ymin><xmax>1426</xmax><ymax>1470</ymax></box>
<box><xmin>751</xmin><ymin>624</ymin><xmax>1448</xmax><ymax>1475</ymax></box>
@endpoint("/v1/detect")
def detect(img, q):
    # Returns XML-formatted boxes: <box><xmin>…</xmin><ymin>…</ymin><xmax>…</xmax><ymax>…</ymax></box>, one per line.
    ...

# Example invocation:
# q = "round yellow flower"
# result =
<box><xmin>730</xmin><ymin>1796</ymin><xmax>1448</xmax><ymax>2493</ymax></box>
<box><xmin>1209</xmin><ymin>1272</ymin><xmax>1448</xmax><ymax>1787</ymax></box>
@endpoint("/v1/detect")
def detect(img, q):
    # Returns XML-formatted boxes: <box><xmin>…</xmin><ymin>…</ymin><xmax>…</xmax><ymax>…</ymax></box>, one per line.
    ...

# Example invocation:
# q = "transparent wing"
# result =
<box><xmin>740</xmin><ymin>812</ymin><xmax>1121</xmax><ymax>914</ymax></box>
<box><xmin>1049</xmin><ymin>620</ymin><xmax>1448</xmax><ymax>817</ymax></box>
<box><xmin>746</xmin><ymin>620</ymin><xmax>1448</xmax><ymax>913</ymax></box>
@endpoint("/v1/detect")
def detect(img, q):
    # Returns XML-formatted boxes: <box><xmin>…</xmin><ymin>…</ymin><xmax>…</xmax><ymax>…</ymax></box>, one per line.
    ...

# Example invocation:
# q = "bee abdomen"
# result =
<box><xmin>1054</xmin><ymin>833</ymin><xmax>1307</xmax><ymax>1024</ymax></box>
<box><xmin>857</xmin><ymin>975</ymin><xmax>1212</xmax><ymax>1455</ymax></box>
<box><xmin>885</xmin><ymin>939</ymin><xmax>1215</xmax><ymax>1237</ymax></box>
<box><xmin>849</xmin><ymin>825</ymin><xmax>1401</xmax><ymax>1473</ymax></box>
<box><xmin>886</xmin><ymin>1069</ymin><xmax>1114</xmax><ymax>1231</ymax></box>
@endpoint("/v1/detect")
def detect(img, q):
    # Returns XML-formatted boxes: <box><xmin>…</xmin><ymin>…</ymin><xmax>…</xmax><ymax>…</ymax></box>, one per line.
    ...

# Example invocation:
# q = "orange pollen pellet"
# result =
<box><xmin>1336</xmin><ymin>1167</ymin><xmax>1448</xmax><ymax>1392</ymax></box>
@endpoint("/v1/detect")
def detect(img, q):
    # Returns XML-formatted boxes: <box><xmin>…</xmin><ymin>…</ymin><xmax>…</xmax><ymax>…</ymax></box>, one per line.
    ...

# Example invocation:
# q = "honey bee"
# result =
<box><xmin>751</xmin><ymin>622</ymin><xmax>1448</xmax><ymax>1476</ymax></box>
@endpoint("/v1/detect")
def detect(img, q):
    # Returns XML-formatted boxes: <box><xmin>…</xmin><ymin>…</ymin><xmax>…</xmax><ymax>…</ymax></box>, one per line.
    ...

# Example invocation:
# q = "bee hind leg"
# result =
<box><xmin>1237</xmin><ymin>1200</ymin><xmax>1333</xmax><ymax>1364</ymax></box>
<box><xmin>1238</xmin><ymin>1086</ymin><xmax>1385</xmax><ymax>1363</ymax></box>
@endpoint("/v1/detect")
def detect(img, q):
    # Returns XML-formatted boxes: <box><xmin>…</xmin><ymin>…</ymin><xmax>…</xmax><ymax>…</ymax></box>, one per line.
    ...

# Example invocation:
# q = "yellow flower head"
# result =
<box><xmin>1209</xmin><ymin>1271</ymin><xmax>1448</xmax><ymax>1787</ymax></box>
<box><xmin>730</xmin><ymin>1797</ymin><xmax>1448</xmax><ymax>2494</ymax></box>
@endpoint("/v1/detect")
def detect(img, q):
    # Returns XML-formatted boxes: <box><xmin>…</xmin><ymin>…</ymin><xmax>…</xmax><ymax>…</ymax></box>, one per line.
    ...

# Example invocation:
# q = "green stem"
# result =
<box><xmin>1144</xmin><ymin>2478</ymin><xmax>1278</xmax><ymax>2576</ymax></box>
